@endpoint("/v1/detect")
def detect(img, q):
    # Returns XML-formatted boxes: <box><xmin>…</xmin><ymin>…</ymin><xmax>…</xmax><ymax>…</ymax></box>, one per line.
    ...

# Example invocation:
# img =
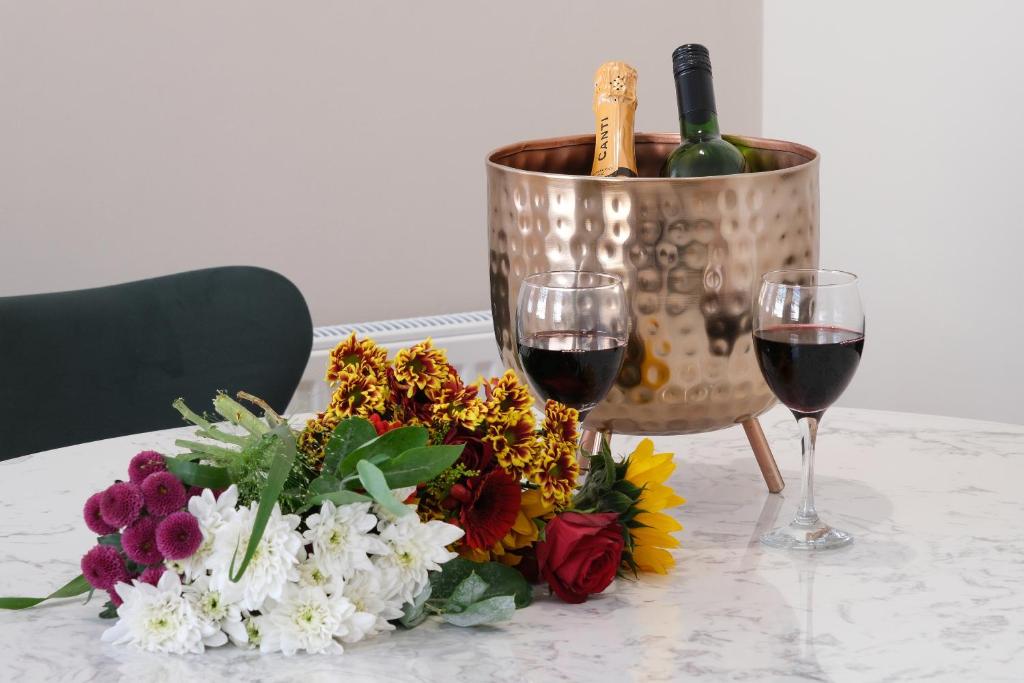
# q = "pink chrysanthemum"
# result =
<box><xmin>81</xmin><ymin>545</ymin><xmax>129</xmax><ymax>591</ymax></box>
<box><xmin>83</xmin><ymin>492</ymin><xmax>117</xmax><ymax>535</ymax></box>
<box><xmin>106</xmin><ymin>588</ymin><xmax>123</xmax><ymax>608</ymax></box>
<box><xmin>121</xmin><ymin>516</ymin><xmax>163</xmax><ymax>565</ymax></box>
<box><xmin>99</xmin><ymin>482</ymin><xmax>144</xmax><ymax>529</ymax></box>
<box><xmin>155</xmin><ymin>512</ymin><xmax>202</xmax><ymax>560</ymax></box>
<box><xmin>127</xmin><ymin>450</ymin><xmax>166</xmax><ymax>484</ymax></box>
<box><xmin>138</xmin><ymin>565</ymin><xmax>166</xmax><ymax>586</ymax></box>
<box><xmin>140</xmin><ymin>471</ymin><xmax>187</xmax><ymax>516</ymax></box>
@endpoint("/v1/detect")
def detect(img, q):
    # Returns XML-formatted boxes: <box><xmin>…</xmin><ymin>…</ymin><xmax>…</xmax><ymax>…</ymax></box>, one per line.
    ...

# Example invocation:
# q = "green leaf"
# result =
<box><xmin>323</xmin><ymin>417</ymin><xmax>378</xmax><ymax>475</ymax></box>
<box><xmin>309</xmin><ymin>475</ymin><xmax>343</xmax><ymax>494</ymax></box>
<box><xmin>306</xmin><ymin>490</ymin><xmax>372</xmax><ymax>510</ymax></box>
<box><xmin>356</xmin><ymin>460</ymin><xmax>411</xmax><ymax>518</ymax></box>
<box><xmin>0</xmin><ymin>574</ymin><xmax>92</xmax><ymax>610</ymax></box>
<box><xmin>97</xmin><ymin>533</ymin><xmax>122</xmax><ymax>550</ymax></box>
<box><xmin>429</xmin><ymin>558</ymin><xmax>532</xmax><ymax>609</ymax></box>
<box><xmin>441</xmin><ymin>596</ymin><xmax>516</xmax><ymax>627</ymax></box>
<box><xmin>229</xmin><ymin>426</ymin><xmax>297</xmax><ymax>582</ymax></box>
<box><xmin>339</xmin><ymin>426</ymin><xmax>428</xmax><ymax>477</ymax></box>
<box><xmin>377</xmin><ymin>444</ymin><xmax>464</xmax><ymax>489</ymax></box>
<box><xmin>98</xmin><ymin>600</ymin><xmax>119</xmax><ymax>619</ymax></box>
<box><xmin>447</xmin><ymin>573</ymin><xmax>489</xmax><ymax>609</ymax></box>
<box><xmin>599</xmin><ymin>490</ymin><xmax>635</xmax><ymax>514</ymax></box>
<box><xmin>398</xmin><ymin>584</ymin><xmax>432</xmax><ymax>629</ymax></box>
<box><xmin>163</xmin><ymin>456</ymin><xmax>232</xmax><ymax>489</ymax></box>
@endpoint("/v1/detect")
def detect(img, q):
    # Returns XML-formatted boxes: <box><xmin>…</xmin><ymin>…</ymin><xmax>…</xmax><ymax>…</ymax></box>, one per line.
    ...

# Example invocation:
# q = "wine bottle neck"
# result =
<box><xmin>681</xmin><ymin>111</ymin><xmax>722</xmax><ymax>141</ymax></box>
<box><xmin>674</xmin><ymin>68</ymin><xmax>721</xmax><ymax>142</ymax></box>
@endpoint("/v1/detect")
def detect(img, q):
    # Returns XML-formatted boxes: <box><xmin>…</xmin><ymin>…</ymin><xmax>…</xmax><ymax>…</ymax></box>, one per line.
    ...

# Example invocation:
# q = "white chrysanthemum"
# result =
<box><xmin>183</xmin><ymin>574</ymin><xmax>247</xmax><ymax>648</ymax></box>
<box><xmin>208</xmin><ymin>500</ymin><xmax>305</xmax><ymax>611</ymax></box>
<box><xmin>297</xmin><ymin>554</ymin><xmax>343</xmax><ymax>596</ymax></box>
<box><xmin>373</xmin><ymin>487</ymin><xmax>417</xmax><ymax>528</ymax></box>
<box><xmin>258</xmin><ymin>585</ymin><xmax>365</xmax><ymax>656</ymax></box>
<box><xmin>179</xmin><ymin>486</ymin><xmax>240</xmax><ymax>580</ymax></box>
<box><xmin>238</xmin><ymin>611</ymin><xmax>261</xmax><ymax>649</ymax></box>
<box><xmin>102</xmin><ymin>573</ymin><xmax>205</xmax><ymax>654</ymax></box>
<box><xmin>303</xmin><ymin>501</ymin><xmax>389</xmax><ymax>580</ymax></box>
<box><xmin>375</xmin><ymin>514</ymin><xmax>463</xmax><ymax>603</ymax></box>
<box><xmin>342</xmin><ymin>568</ymin><xmax>405</xmax><ymax>638</ymax></box>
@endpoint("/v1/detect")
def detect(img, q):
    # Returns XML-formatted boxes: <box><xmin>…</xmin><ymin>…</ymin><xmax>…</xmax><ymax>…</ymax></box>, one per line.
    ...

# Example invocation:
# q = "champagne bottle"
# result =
<box><xmin>663</xmin><ymin>44</ymin><xmax>746</xmax><ymax>177</ymax></box>
<box><xmin>591</xmin><ymin>61</ymin><xmax>638</xmax><ymax>177</ymax></box>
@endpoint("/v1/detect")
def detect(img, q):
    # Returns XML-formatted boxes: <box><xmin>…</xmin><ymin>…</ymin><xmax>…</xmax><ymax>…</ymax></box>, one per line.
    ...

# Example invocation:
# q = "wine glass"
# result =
<box><xmin>515</xmin><ymin>271</ymin><xmax>628</xmax><ymax>445</ymax></box>
<box><xmin>753</xmin><ymin>269</ymin><xmax>865</xmax><ymax>550</ymax></box>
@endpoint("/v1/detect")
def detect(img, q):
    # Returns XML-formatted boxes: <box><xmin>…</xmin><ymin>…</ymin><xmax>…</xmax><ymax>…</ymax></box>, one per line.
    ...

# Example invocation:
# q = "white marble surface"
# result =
<box><xmin>1</xmin><ymin>406</ymin><xmax>1022</xmax><ymax>682</ymax></box>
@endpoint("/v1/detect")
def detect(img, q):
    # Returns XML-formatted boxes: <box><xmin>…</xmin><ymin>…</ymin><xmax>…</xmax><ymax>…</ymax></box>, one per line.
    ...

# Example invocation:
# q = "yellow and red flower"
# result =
<box><xmin>326</xmin><ymin>334</ymin><xmax>388</xmax><ymax>383</ymax></box>
<box><xmin>484</xmin><ymin>370</ymin><xmax>534</xmax><ymax>420</ymax></box>
<box><xmin>528</xmin><ymin>439</ymin><xmax>579</xmax><ymax>507</ymax></box>
<box><xmin>484</xmin><ymin>412</ymin><xmax>537</xmax><ymax>476</ymax></box>
<box><xmin>326</xmin><ymin>367</ymin><xmax>386</xmax><ymax>419</ymax></box>
<box><xmin>391</xmin><ymin>339</ymin><xmax>450</xmax><ymax>398</ymax></box>
<box><xmin>542</xmin><ymin>400</ymin><xmax>579</xmax><ymax>444</ymax></box>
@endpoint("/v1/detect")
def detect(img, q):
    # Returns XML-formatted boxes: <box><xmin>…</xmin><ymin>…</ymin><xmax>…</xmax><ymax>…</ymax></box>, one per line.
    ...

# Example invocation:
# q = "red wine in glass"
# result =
<box><xmin>754</xmin><ymin>325</ymin><xmax>865</xmax><ymax>420</ymax></box>
<box><xmin>518</xmin><ymin>331</ymin><xmax>626</xmax><ymax>412</ymax></box>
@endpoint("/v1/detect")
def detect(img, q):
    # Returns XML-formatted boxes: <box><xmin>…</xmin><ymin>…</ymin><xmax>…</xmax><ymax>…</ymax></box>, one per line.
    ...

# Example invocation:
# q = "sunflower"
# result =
<box><xmin>326</xmin><ymin>367</ymin><xmax>386</xmax><ymax>419</ymax></box>
<box><xmin>528</xmin><ymin>439</ymin><xmax>579</xmax><ymax>507</ymax></box>
<box><xmin>484</xmin><ymin>412</ymin><xmax>536</xmax><ymax>475</ymax></box>
<box><xmin>542</xmin><ymin>400</ymin><xmax>579</xmax><ymax>444</ymax></box>
<box><xmin>484</xmin><ymin>370</ymin><xmax>533</xmax><ymax>420</ymax></box>
<box><xmin>326</xmin><ymin>334</ymin><xmax>388</xmax><ymax>383</ymax></box>
<box><xmin>622</xmin><ymin>439</ymin><xmax>685</xmax><ymax>574</ymax></box>
<box><xmin>391</xmin><ymin>338</ymin><xmax>450</xmax><ymax>398</ymax></box>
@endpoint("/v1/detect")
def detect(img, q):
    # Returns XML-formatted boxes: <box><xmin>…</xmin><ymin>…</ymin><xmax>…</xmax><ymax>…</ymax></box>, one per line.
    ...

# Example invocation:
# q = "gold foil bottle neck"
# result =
<box><xmin>593</xmin><ymin>61</ymin><xmax>638</xmax><ymax>107</ymax></box>
<box><xmin>591</xmin><ymin>61</ymin><xmax>638</xmax><ymax>177</ymax></box>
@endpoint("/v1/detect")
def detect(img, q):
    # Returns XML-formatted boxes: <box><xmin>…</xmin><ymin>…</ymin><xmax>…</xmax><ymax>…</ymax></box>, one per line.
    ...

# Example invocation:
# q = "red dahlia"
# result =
<box><xmin>457</xmin><ymin>469</ymin><xmax>521</xmax><ymax>549</ymax></box>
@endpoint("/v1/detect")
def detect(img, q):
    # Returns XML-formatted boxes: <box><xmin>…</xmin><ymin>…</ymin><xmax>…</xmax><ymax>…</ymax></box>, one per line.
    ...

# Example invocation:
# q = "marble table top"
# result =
<box><xmin>1</xmin><ymin>406</ymin><xmax>1022</xmax><ymax>682</ymax></box>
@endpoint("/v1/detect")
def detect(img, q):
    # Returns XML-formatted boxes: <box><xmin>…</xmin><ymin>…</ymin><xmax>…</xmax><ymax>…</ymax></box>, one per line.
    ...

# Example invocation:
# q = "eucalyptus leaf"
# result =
<box><xmin>398</xmin><ymin>584</ymin><xmax>432</xmax><ymax>629</ymax></box>
<box><xmin>339</xmin><ymin>426</ymin><xmax>428</xmax><ymax>477</ymax></box>
<box><xmin>430</xmin><ymin>558</ymin><xmax>532</xmax><ymax>608</ymax></box>
<box><xmin>309</xmin><ymin>475</ymin><xmax>343</xmax><ymax>494</ymax></box>
<box><xmin>304</xmin><ymin>490</ymin><xmax>372</xmax><ymax>512</ymax></box>
<box><xmin>163</xmin><ymin>456</ymin><xmax>232</xmax><ymax>489</ymax></box>
<box><xmin>229</xmin><ymin>426</ymin><xmax>296</xmax><ymax>582</ymax></box>
<box><xmin>447</xmin><ymin>573</ymin><xmax>489</xmax><ymax>609</ymax></box>
<box><xmin>0</xmin><ymin>574</ymin><xmax>92</xmax><ymax>610</ymax></box>
<box><xmin>323</xmin><ymin>417</ymin><xmax>377</xmax><ymax>475</ymax></box>
<box><xmin>377</xmin><ymin>444</ymin><xmax>464</xmax><ymax>488</ymax></box>
<box><xmin>356</xmin><ymin>460</ymin><xmax>411</xmax><ymax>519</ymax></box>
<box><xmin>441</xmin><ymin>596</ymin><xmax>516</xmax><ymax>627</ymax></box>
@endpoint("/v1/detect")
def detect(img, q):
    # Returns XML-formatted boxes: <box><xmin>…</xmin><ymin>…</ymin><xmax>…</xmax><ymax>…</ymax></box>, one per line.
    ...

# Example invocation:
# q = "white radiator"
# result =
<box><xmin>287</xmin><ymin>310</ymin><xmax>507</xmax><ymax>414</ymax></box>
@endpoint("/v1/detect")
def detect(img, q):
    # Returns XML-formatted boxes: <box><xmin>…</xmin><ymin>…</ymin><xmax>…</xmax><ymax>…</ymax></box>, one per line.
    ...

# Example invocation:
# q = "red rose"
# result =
<box><xmin>536</xmin><ymin>512</ymin><xmax>624</xmax><ymax>604</ymax></box>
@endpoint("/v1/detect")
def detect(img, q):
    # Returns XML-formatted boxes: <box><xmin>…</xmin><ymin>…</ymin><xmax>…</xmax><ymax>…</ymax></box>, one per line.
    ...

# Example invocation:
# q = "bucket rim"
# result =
<box><xmin>486</xmin><ymin>132</ymin><xmax>819</xmax><ymax>181</ymax></box>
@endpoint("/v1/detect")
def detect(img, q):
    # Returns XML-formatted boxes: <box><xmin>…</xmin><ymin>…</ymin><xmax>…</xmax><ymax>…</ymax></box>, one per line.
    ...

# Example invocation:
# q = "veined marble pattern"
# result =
<box><xmin>1</xmin><ymin>407</ymin><xmax>1022</xmax><ymax>682</ymax></box>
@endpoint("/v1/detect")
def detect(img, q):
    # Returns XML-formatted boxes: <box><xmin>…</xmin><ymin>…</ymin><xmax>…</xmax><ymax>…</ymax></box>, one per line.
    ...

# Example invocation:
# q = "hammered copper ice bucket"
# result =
<box><xmin>487</xmin><ymin>133</ymin><xmax>819</xmax><ymax>490</ymax></box>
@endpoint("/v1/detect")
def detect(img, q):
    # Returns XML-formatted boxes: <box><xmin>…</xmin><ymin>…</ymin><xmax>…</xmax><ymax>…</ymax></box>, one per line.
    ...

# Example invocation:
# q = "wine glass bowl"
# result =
<box><xmin>754</xmin><ymin>268</ymin><xmax>865</xmax><ymax>550</ymax></box>
<box><xmin>515</xmin><ymin>271</ymin><xmax>628</xmax><ymax>420</ymax></box>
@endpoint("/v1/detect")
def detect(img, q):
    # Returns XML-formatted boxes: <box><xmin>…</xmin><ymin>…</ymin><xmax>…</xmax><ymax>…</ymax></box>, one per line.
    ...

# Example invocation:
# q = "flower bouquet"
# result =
<box><xmin>0</xmin><ymin>336</ymin><xmax>684</xmax><ymax>656</ymax></box>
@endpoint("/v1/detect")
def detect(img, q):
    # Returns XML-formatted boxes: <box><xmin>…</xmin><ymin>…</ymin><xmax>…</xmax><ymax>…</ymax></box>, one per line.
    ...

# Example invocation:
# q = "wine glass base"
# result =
<box><xmin>760</xmin><ymin>519</ymin><xmax>853</xmax><ymax>551</ymax></box>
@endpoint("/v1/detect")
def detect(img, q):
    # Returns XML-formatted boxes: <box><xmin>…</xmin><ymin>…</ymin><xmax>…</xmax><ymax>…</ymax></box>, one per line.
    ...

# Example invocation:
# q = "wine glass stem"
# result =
<box><xmin>795</xmin><ymin>416</ymin><xmax>820</xmax><ymax>525</ymax></box>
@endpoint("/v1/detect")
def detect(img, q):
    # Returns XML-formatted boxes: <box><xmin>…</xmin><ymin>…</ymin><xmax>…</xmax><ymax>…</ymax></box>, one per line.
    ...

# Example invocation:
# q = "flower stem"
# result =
<box><xmin>213</xmin><ymin>394</ymin><xmax>269</xmax><ymax>436</ymax></box>
<box><xmin>172</xmin><ymin>398</ymin><xmax>248</xmax><ymax>446</ymax></box>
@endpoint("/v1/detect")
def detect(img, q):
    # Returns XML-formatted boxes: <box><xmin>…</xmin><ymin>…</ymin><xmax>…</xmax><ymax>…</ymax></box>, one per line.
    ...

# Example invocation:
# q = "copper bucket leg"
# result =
<box><xmin>741</xmin><ymin>417</ymin><xmax>784</xmax><ymax>493</ymax></box>
<box><xmin>581</xmin><ymin>418</ymin><xmax>784</xmax><ymax>494</ymax></box>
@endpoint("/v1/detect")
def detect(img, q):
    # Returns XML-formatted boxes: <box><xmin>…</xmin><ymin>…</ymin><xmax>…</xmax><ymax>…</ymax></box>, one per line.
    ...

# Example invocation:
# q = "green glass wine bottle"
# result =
<box><xmin>662</xmin><ymin>44</ymin><xmax>746</xmax><ymax>177</ymax></box>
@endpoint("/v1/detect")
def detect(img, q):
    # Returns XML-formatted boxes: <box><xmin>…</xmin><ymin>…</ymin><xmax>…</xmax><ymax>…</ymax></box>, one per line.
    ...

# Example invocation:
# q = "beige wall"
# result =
<box><xmin>764</xmin><ymin>0</ymin><xmax>1024</xmax><ymax>424</ymax></box>
<box><xmin>0</xmin><ymin>1</ymin><xmax>763</xmax><ymax>325</ymax></box>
